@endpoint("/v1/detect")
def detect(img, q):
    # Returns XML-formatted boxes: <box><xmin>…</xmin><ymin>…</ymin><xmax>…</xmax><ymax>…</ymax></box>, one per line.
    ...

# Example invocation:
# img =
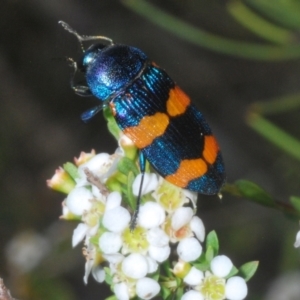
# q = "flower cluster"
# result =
<box><xmin>47</xmin><ymin>110</ymin><xmax>257</xmax><ymax>300</ymax></box>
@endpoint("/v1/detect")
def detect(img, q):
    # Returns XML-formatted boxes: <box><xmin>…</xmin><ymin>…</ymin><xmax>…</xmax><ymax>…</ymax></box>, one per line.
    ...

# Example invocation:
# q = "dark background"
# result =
<box><xmin>1</xmin><ymin>0</ymin><xmax>300</xmax><ymax>299</ymax></box>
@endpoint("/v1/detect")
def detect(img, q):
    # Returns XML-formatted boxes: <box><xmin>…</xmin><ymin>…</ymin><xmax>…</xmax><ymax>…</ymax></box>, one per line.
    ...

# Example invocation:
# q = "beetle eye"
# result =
<box><xmin>78</xmin><ymin>43</ymin><xmax>106</xmax><ymax>72</ymax></box>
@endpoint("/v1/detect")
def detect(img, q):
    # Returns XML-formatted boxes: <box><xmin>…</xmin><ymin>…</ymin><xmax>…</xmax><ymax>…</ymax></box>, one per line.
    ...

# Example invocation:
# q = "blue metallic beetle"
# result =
<box><xmin>59</xmin><ymin>21</ymin><xmax>226</xmax><ymax>226</ymax></box>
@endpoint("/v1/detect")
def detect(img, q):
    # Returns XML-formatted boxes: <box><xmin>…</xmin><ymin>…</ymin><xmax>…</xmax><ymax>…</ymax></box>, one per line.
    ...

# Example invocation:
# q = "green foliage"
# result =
<box><xmin>63</xmin><ymin>162</ymin><xmax>79</xmax><ymax>180</ymax></box>
<box><xmin>239</xmin><ymin>261</ymin><xmax>260</xmax><ymax>281</ymax></box>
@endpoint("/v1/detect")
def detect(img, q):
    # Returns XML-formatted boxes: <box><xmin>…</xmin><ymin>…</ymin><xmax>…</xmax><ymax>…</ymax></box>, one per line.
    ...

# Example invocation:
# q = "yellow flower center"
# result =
<box><xmin>122</xmin><ymin>226</ymin><xmax>149</xmax><ymax>253</ymax></box>
<box><xmin>200</xmin><ymin>274</ymin><xmax>226</xmax><ymax>300</ymax></box>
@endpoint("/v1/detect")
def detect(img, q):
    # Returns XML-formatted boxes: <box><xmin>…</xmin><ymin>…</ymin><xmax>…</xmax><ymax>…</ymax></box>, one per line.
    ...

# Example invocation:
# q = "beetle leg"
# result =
<box><xmin>65</xmin><ymin>57</ymin><xmax>93</xmax><ymax>97</ymax></box>
<box><xmin>130</xmin><ymin>151</ymin><xmax>146</xmax><ymax>230</ymax></box>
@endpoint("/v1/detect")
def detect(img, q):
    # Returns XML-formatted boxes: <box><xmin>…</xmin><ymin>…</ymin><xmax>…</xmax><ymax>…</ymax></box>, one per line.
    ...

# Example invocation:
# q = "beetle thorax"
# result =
<box><xmin>84</xmin><ymin>44</ymin><xmax>148</xmax><ymax>101</ymax></box>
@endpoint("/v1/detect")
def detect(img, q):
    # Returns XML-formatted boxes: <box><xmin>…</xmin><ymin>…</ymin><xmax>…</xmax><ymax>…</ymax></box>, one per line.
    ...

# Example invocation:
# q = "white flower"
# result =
<box><xmin>136</xmin><ymin>277</ymin><xmax>160</xmax><ymax>299</ymax></box>
<box><xmin>225</xmin><ymin>276</ymin><xmax>248</xmax><ymax>300</ymax></box>
<box><xmin>122</xmin><ymin>253</ymin><xmax>148</xmax><ymax>279</ymax></box>
<box><xmin>210</xmin><ymin>255</ymin><xmax>233</xmax><ymax>278</ymax></box>
<box><xmin>294</xmin><ymin>230</ymin><xmax>300</xmax><ymax>248</ymax></box>
<box><xmin>138</xmin><ymin>202</ymin><xmax>166</xmax><ymax>228</ymax></box>
<box><xmin>132</xmin><ymin>173</ymin><xmax>159</xmax><ymax>197</ymax></box>
<box><xmin>66</xmin><ymin>187</ymin><xmax>93</xmax><ymax>216</ymax></box>
<box><xmin>177</xmin><ymin>237</ymin><xmax>202</xmax><ymax>262</ymax></box>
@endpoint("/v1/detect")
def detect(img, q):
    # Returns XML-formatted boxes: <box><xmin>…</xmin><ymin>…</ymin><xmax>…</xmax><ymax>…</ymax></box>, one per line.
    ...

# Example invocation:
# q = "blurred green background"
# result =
<box><xmin>2</xmin><ymin>0</ymin><xmax>300</xmax><ymax>299</ymax></box>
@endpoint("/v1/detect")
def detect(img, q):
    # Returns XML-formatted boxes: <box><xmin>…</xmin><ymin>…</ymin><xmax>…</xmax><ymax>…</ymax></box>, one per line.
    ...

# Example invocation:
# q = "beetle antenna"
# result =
<box><xmin>130</xmin><ymin>152</ymin><xmax>146</xmax><ymax>230</ymax></box>
<box><xmin>59</xmin><ymin>21</ymin><xmax>114</xmax><ymax>52</ymax></box>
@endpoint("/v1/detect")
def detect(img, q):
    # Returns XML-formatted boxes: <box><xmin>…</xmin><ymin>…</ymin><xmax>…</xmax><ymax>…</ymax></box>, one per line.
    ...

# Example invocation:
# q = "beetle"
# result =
<box><xmin>59</xmin><ymin>21</ymin><xmax>226</xmax><ymax>226</ymax></box>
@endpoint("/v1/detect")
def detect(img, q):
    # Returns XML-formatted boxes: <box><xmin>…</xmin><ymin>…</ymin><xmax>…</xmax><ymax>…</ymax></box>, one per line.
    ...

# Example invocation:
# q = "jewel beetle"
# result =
<box><xmin>59</xmin><ymin>21</ymin><xmax>226</xmax><ymax>223</ymax></box>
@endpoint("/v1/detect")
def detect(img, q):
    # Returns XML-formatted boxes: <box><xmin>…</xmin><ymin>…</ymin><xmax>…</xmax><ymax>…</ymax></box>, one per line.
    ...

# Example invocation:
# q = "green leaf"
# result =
<box><xmin>225</xmin><ymin>265</ymin><xmax>239</xmax><ymax>279</ymax></box>
<box><xmin>127</xmin><ymin>171</ymin><xmax>136</xmax><ymax>210</ymax></box>
<box><xmin>239</xmin><ymin>261</ymin><xmax>259</xmax><ymax>282</ymax></box>
<box><xmin>104</xmin><ymin>295</ymin><xmax>117</xmax><ymax>300</ymax></box>
<box><xmin>193</xmin><ymin>253</ymin><xmax>210</xmax><ymax>271</ymax></box>
<box><xmin>104</xmin><ymin>267</ymin><xmax>113</xmax><ymax>285</ymax></box>
<box><xmin>103</xmin><ymin>107</ymin><xmax>120</xmax><ymax>141</ymax></box>
<box><xmin>205</xmin><ymin>245</ymin><xmax>214</xmax><ymax>262</ymax></box>
<box><xmin>63</xmin><ymin>162</ymin><xmax>79</xmax><ymax>180</ymax></box>
<box><xmin>290</xmin><ymin>196</ymin><xmax>300</xmax><ymax>212</ymax></box>
<box><xmin>235</xmin><ymin>180</ymin><xmax>275</xmax><ymax>207</ymax></box>
<box><xmin>161</xmin><ymin>286</ymin><xmax>171</xmax><ymax>300</ymax></box>
<box><xmin>118</xmin><ymin>157</ymin><xmax>139</xmax><ymax>176</ymax></box>
<box><xmin>206</xmin><ymin>230</ymin><xmax>219</xmax><ymax>256</ymax></box>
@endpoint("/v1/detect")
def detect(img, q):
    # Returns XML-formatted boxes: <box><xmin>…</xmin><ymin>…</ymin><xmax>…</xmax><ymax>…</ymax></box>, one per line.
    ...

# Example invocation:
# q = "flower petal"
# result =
<box><xmin>136</xmin><ymin>277</ymin><xmax>160</xmax><ymax>299</ymax></box>
<box><xmin>184</xmin><ymin>266</ymin><xmax>204</xmax><ymax>286</ymax></box>
<box><xmin>103</xmin><ymin>206</ymin><xmax>131</xmax><ymax>232</ymax></box>
<box><xmin>225</xmin><ymin>276</ymin><xmax>248</xmax><ymax>300</ymax></box>
<box><xmin>148</xmin><ymin>245</ymin><xmax>170</xmax><ymax>263</ymax></box>
<box><xmin>138</xmin><ymin>202</ymin><xmax>165</xmax><ymax>229</ymax></box>
<box><xmin>177</xmin><ymin>237</ymin><xmax>202</xmax><ymax>262</ymax></box>
<box><xmin>122</xmin><ymin>253</ymin><xmax>148</xmax><ymax>279</ymax></box>
<box><xmin>99</xmin><ymin>232</ymin><xmax>122</xmax><ymax>254</ymax></box>
<box><xmin>172</xmin><ymin>207</ymin><xmax>193</xmax><ymax>231</ymax></box>
<box><xmin>147</xmin><ymin>227</ymin><xmax>169</xmax><ymax>247</ymax></box>
<box><xmin>190</xmin><ymin>216</ymin><xmax>205</xmax><ymax>242</ymax></box>
<box><xmin>66</xmin><ymin>187</ymin><xmax>93</xmax><ymax>216</ymax></box>
<box><xmin>182</xmin><ymin>290</ymin><xmax>204</xmax><ymax>300</ymax></box>
<box><xmin>211</xmin><ymin>255</ymin><xmax>233</xmax><ymax>278</ymax></box>
<box><xmin>132</xmin><ymin>173</ymin><xmax>159</xmax><ymax>197</ymax></box>
<box><xmin>72</xmin><ymin>223</ymin><xmax>89</xmax><ymax>247</ymax></box>
<box><xmin>114</xmin><ymin>282</ymin><xmax>130</xmax><ymax>300</ymax></box>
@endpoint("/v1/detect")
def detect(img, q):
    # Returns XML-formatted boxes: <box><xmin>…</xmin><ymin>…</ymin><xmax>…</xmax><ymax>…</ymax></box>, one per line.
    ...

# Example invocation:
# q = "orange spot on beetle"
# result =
<box><xmin>166</xmin><ymin>86</ymin><xmax>191</xmax><ymax>117</ymax></box>
<box><xmin>123</xmin><ymin>112</ymin><xmax>169</xmax><ymax>148</ymax></box>
<box><xmin>203</xmin><ymin>136</ymin><xmax>219</xmax><ymax>165</ymax></box>
<box><xmin>165</xmin><ymin>158</ymin><xmax>207</xmax><ymax>188</ymax></box>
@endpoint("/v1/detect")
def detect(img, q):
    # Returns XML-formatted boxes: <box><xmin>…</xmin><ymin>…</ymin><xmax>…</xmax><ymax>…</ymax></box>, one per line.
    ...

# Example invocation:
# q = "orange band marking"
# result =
<box><xmin>165</xmin><ymin>158</ymin><xmax>207</xmax><ymax>188</ymax></box>
<box><xmin>123</xmin><ymin>112</ymin><xmax>169</xmax><ymax>148</ymax></box>
<box><xmin>166</xmin><ymin>86</ymin><xmax>191</xmax><ymax>117</ymax></box>
<box><xmin>203</xmin><ymin>135</ymin><xmax>219</xmax><ymax>165</ymax></box>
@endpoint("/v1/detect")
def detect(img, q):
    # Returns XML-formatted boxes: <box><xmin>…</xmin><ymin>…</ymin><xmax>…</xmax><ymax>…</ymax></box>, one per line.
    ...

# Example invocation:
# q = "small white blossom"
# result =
<box><xmin>225</xmin><ymin>276</ymin><xmax>248</xmax><ymax>300</ymax></box>
<box><xmin>136</xmin><ymin>277</ymin><xmax>160</xmax><ymax>299</ymax></box>
<box><xmin>122</xmin><ymin>253</ymin><xmax>148</xmax><ymax>279</ymax></box>
<box><xmin>211</xmin><ymin>255</ymin><xmax>233</xmax><ymax>278</ymax></box>
<box><xmin>66</xmin><ymin>187</ymin><xmax>93</xmax><ymax>216</ymax></box>
<box><xmin>177</xmin><ymin>237</ymin><xmax>202</xmax><ymax>262</ymax></box>
<box><xmin>132</xmin><ymin>173</ymin><xmax>159</xmax><ymax>196</ymax></box>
